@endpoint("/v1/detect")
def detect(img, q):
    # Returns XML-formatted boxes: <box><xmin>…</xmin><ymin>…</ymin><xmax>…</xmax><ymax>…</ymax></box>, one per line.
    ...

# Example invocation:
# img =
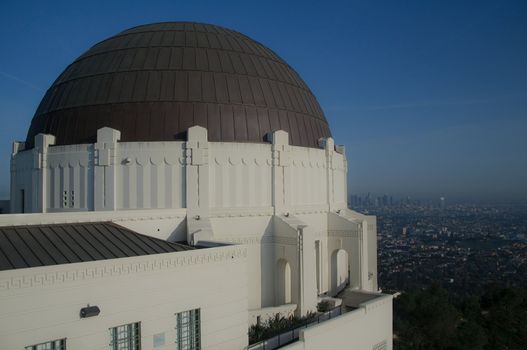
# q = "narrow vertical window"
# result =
<box><xmin>110</xmin><ymin>322</ymin><xmax>141</xmax><ymax>350</ymax></box>
<box><xmin>20</xmin><ymin>189</ymin><xmax>25</xmax><ymax>213</ymax></box>
<box><xmin>315</xmin><ymin>240</ymin><xmax>321</xmax><ymax>293</ymax></box>
<box><xmin>175</xmin><ymin>309</ymin><xmax>200</xmax><ymax>350</ymax></box>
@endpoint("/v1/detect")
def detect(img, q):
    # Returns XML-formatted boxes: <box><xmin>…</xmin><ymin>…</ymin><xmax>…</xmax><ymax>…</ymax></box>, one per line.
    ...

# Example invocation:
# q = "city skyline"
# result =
<box><xmin>1</xmin><ymin>0</ymin><xmax>526</xmax><ymax>202</ymax></box>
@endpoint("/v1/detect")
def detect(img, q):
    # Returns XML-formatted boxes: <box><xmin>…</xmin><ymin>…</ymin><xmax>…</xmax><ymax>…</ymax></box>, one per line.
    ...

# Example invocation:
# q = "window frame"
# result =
<box><xmin>25</xmin><ymin>338</ymin><xmax>66</xmax><ymax>350</ymax></box>
<box><xmin>175</xmin><ymin>308</ymin><xmax>201</xmax><ymax>350</ymax></box>
<box><xmin>109</xmin><ymin>321</ymin><xmax>141</xmax><ymax>350</ymax></box>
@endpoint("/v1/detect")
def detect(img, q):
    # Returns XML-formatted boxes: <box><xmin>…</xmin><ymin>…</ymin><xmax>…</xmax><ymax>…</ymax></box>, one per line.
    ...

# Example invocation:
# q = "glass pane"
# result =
<box><xmin>26</xmin><ymin>339</ymin><xmax>65</xmax><ymax>350</ymax></box>
<box><xmin>175</xmin><ymin>309</ymin><xmax>200</xmax><ymax>350</ymax></box>
<box><xmin>110</xmin><ymin>322</ymin><xmax>140</xmax><ymax>350</ymax></box>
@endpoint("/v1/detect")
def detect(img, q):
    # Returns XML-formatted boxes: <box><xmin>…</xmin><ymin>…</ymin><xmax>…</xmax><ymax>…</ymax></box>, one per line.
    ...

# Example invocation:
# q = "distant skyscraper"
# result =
<box><xmin>440</xmin><ymin>197</ymin><xmax>446</xmax><ymax>209</ymax></box>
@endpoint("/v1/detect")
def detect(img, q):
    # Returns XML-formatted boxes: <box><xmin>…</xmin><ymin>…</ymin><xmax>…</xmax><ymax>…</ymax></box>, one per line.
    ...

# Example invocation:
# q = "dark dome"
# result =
<box><xmin>26</xmin><ymin>22</ymin><xmax>331</xmax><ymax>148</ymax></box>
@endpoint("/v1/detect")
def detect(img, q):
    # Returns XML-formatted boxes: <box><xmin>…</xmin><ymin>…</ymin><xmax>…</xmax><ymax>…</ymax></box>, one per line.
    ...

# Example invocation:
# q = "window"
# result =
<box><xmin>25</xmin><ymin>339</ymin><xmax>66</xmax><ymax>350</ymax></box>
<box><xmin>62</xmin><ymin>190</ymin><xmax>75</xmax><ymax>208</ymax></box>
<box><xmin>20</xmin><ymin>189</ymin><xmax>25</xmax><ymax>213</ymax></box>
<box><xmin>110</xmin><ymin>322</ymin><xmax>141</xmax><ymax>350</ymax></box>
<box><xmin>175</xmin><ymin>309</ymin><xmax>200</xmax><ymax>350</ymax></box>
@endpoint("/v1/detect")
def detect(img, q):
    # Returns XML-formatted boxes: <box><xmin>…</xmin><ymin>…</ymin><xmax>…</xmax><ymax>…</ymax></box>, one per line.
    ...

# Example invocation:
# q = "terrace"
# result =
<box><xmin>247</xmin><ymin>290</ymin><xmax>393</xmax><ymax>350</ymax></box>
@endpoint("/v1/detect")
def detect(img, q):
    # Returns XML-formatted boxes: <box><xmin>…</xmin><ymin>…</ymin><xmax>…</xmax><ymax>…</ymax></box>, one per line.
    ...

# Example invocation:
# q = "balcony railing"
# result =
<box><xmin>247</xmin><ymin>306</ymin><xmax>343</xmax><ymax>350</ymax></box>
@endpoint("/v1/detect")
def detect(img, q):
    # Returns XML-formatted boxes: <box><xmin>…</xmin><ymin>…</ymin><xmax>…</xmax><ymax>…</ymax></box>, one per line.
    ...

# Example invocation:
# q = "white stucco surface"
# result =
<box><xmin>0</xmin><ymin>245</ymin><xmax>248</xmax><ymax>350</ymax></box>
<box><xmin>282</xmin><ymin>294</ymin><xmax>393</xmax><ymax>350</ymax></box>
<box><xmin>2</xmin><ymin>126</ymin><xmax>393</xmax><ymax>350</ymax></box>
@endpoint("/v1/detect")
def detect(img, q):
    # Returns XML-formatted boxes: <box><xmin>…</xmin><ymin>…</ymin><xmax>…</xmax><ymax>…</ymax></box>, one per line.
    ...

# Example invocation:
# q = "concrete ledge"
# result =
<box><xmin>282</xmin><ymin>292</ymin><xmax>393</xmax><ymax>350</ymax></box>
<box><xmin>0</xmin><ymin>208</ymin><xmax>188</xmax><ymax>227</ymax></box>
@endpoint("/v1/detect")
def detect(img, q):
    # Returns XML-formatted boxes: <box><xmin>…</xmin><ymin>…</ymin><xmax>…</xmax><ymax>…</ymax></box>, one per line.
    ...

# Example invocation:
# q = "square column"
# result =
<box><xmin>270</xmin><ymin>130</ymin><xmax>290</xmax><ymax>215</ymax></box>
<box><xmin>94</xmin><ymin>127</ymin><xmax>120</xmax><ymax>211</ymax></box>
<box><xmin>359</xmin><ymin>220</ymin><xmax>370</xmax><ymax>290</ymax></box>
<box><xmin>33</xmin><ymin>134</ymin><xmax>56</xmax><ymax>213</ymax></box>
<box><xmin>320</xmin><ymin>137</ymin><xmax>336</xmax><ymax>210</ymax></box>
<box><xmin>185</xmin><ymin>126</ymin><xmax>213</xmax><ymax>244</ymax></box>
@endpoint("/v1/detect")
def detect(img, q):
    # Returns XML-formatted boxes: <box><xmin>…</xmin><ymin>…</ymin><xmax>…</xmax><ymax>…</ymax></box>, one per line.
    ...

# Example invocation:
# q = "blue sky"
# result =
<box><xmin>0</xmin><ymin>0</ymin><xmax>526</xmax><ymax>203</ymax></box>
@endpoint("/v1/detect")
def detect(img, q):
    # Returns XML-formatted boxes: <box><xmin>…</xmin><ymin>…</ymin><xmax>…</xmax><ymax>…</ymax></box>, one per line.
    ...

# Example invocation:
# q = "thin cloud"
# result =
<box><xmin>0</xmin><ymin>71</ymin><xmax>43</xmax><ymax>92</ymax></box>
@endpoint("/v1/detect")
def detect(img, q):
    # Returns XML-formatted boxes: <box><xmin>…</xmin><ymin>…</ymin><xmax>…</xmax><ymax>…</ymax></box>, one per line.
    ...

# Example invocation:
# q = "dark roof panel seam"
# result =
<box><xmin>0</xmin><ymin>231</ymin><xmax>15</xmax><ymax>269</ymax></box>
<box><xmin>111</xmin><ymin>224</ymin><xmax>172</xmax><ymax>254</ymax></box>
<box><xmin>48</xmin><ymin>68</ymin><xmax>315</xmax><ymax>104</ymax></box>
<box><xmin>88</xmin><ymin>224</ymin><xmax>129</xmax><ymax>257</ymax></box>
<box><xmin>34</xmin><ymin>103</ymin><xmax>329</xmax><ymax>141</ymax></box>
<box><xmin>0</xmin><ymin>247</ymin><xmax>14</xmax><ymax>270</ymax></box>
<box><xmin>93</xmin><ymin>224</ymin><xmax>139</xmax><ymax>256</ymax></box>
<box><xmin>95</xmin><ymin>74</ymin><xmax>116</xmax><ymax>105</ymax></box>
<box><xmin>46</xmin><ymin>226</ymin><xmax>83</xmax><ymax>262</ymax></box>
<box><xmin>103</xmin><ymin>223</ymin><xmax>150</xmax><ymax>255</ymax></box>
<box><xmin>78</xmin><ymin>224</ymin><xmax>119</xmax><ymax>259</ymax></box>
<box><xmin>38</xmin><ymin>227</ymin><xmax>75</xmax><ymax>264</ymax></box>
<box><xmin>56</xmin><ymin>225</ymin><xmax>97</xmax><ymax>261</ymax></box>
<box><xmin>69</xmin><ymin>224</ymin><xmax>108</xmax><ymax>260</ymax></box>
<box><xmin>22</xmin><ymin>227</ymin><xmax>55</xmax><ymax>265</ymax></box>
<box><xmin>121</xmin><ymin>229</ymin><xmax>166</xmax><ymax>254</ymax></box>
<box><xmin>71</xmin><ymin>41</ymin><xmax>291</xmax><ymax>75</ymax></box>
<box><xmin>27</xmin><ymin>227</ymin><xmax>60</xmax><ymax>265</ymax></box>
<box><xmin>2</xmin><ymin>229</ymin><xmax>31</xmax><ymax>268</ymax></box>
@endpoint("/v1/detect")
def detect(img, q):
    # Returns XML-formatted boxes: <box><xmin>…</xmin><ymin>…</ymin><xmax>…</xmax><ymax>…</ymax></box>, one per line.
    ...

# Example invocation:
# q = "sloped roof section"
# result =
<box><xmin>0</xmin><ymin>222</ymin><xmax>192</xmax><ymax>271</ymax></box>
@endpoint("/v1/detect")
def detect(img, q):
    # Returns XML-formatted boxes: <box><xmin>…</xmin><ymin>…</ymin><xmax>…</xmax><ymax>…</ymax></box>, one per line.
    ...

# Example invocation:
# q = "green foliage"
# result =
<box><xmin>482</xmin><ymin>287</ymin><xmax>527</xmax><ymax>349</ymax></box>
<box><xmin>395</xmin><ymin>284</ymin><xmax>460</xmax><ymax>350</ymax></box>
<box><xmin>248</xmin><ymin>312</ymin><xmax>318</xmax><ymax>345</ymax></box>
<box><xmin>394</xmin><ymin>285</ymin><xmax>527</xmax><ymax>350</ymax></box>
<box><xmin>317</xmin><ymin>300</ymin><xmax>331</xmax><ymax>313</ymax></box>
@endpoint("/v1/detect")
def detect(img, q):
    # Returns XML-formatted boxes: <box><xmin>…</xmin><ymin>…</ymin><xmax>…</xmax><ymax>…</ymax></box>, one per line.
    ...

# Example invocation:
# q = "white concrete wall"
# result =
<box><xmin>331</xmin><ymin>151</ymin><xmax>348</xmax><ymax>208</ymax></box>
<box><xmin>46</xmin><ymin>144</ymin><xmax>93</xmax><ymax>211</ymax></box>
<box><xmin>210</xmin><ymin>214</ymin><xmax>274</xmax><ymax>309</ymax></box>
<box><xmin>10</xmin><ymin>147</ymin><xmax>33</xmax><ymax>213</ymax></box>
<box><xmin>117</xmin><ymin>142</ymin><xmax>187</xmax><ymax>210</ymax></box>
<box><xmin>282</xmin><ymin>294</ymin><xmax>393</xmax><ymax>350</ymax></box>
<box><xmin>10</xmin><ymin>129</ymin><xmax>347</xmax><ymax>215</ymax></box>
<box><xmin>0</xmin><ymin>245</ymin><xmax>248</xmax><ymax>350</ymax></box>
<box><xmin>8</xmin><ymin>127</ymin><xmax>382</xmax><ymax>330</ymax></box>
<box><xmin>288</xmin><ymin>146</ymin><xmax>327</xmax><ymax>207</ymax></box>
<box><xmin>209</xmin><ymin>143</ymin><xmax>272</xmax><ymax>208</ymax></box>
<box><xmin>342</xmin><ymin>209</ymin><xmax>378</xmax><ymax>292</ymax></box>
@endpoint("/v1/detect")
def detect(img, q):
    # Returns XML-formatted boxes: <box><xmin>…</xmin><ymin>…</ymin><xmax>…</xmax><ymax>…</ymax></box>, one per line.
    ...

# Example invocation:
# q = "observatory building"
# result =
<box><xmin>0</xmin><ymin>22</ymin><xmax>392</xmax><ymax>349</ymax></box>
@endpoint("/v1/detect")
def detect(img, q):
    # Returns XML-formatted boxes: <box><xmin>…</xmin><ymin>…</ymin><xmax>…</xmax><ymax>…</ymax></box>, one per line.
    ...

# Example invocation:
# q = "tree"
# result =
<box><xmin>395</xmin><ymin>285</ymin><xmax>460</xmax><ymax>350</ymax></box>
<box><xmin>394</xmin><ymin>286</ymin><xmax>527</xmax><ymax>350</ymax></box>
<box><xmin>482</xmin><ymin>287</ymin><xmax>527</xmax><ymax>350</ymax></box>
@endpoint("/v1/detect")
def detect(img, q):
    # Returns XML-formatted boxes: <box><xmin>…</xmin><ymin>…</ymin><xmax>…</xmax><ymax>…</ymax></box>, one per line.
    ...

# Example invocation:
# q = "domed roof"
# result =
<box><xmin>26</xmin><ymin>22</ymin><xmax>331</xmax><ymax>148</ymax></box>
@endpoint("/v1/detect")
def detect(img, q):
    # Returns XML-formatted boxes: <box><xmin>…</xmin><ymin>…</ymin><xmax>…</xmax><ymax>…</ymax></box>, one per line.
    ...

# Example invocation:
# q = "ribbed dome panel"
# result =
<box><xmin>26</xmin><ymin>22</ymin><xmax>331</xmax><ymax>148</ymax></box>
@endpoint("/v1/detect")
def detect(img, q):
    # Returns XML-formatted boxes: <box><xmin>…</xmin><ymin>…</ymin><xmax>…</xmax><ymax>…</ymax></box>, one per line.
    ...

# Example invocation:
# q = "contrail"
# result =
<box><xmin>0</xmin><ymin>71</ymin><xmax>43</xmax><ymax>92</ymax></box>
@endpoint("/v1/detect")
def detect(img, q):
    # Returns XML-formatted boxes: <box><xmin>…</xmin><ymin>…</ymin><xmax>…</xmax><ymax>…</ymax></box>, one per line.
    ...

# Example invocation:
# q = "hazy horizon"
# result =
<box><xmin>0</xmin><ymin>0</ymin><xmax>526</xmax><ymax>203</ymax></box>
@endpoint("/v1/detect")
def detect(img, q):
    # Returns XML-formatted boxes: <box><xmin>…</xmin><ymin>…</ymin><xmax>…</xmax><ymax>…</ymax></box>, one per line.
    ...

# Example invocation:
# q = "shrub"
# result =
<box><xmin>248</xmin><ymin>312</ymin><xmax>318</xmax><ymax>344</ymax></box>
<box><xmin>317</xmin><ymin>300</ymin><xmax>331</xmax><ymax>312</ymax></box>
